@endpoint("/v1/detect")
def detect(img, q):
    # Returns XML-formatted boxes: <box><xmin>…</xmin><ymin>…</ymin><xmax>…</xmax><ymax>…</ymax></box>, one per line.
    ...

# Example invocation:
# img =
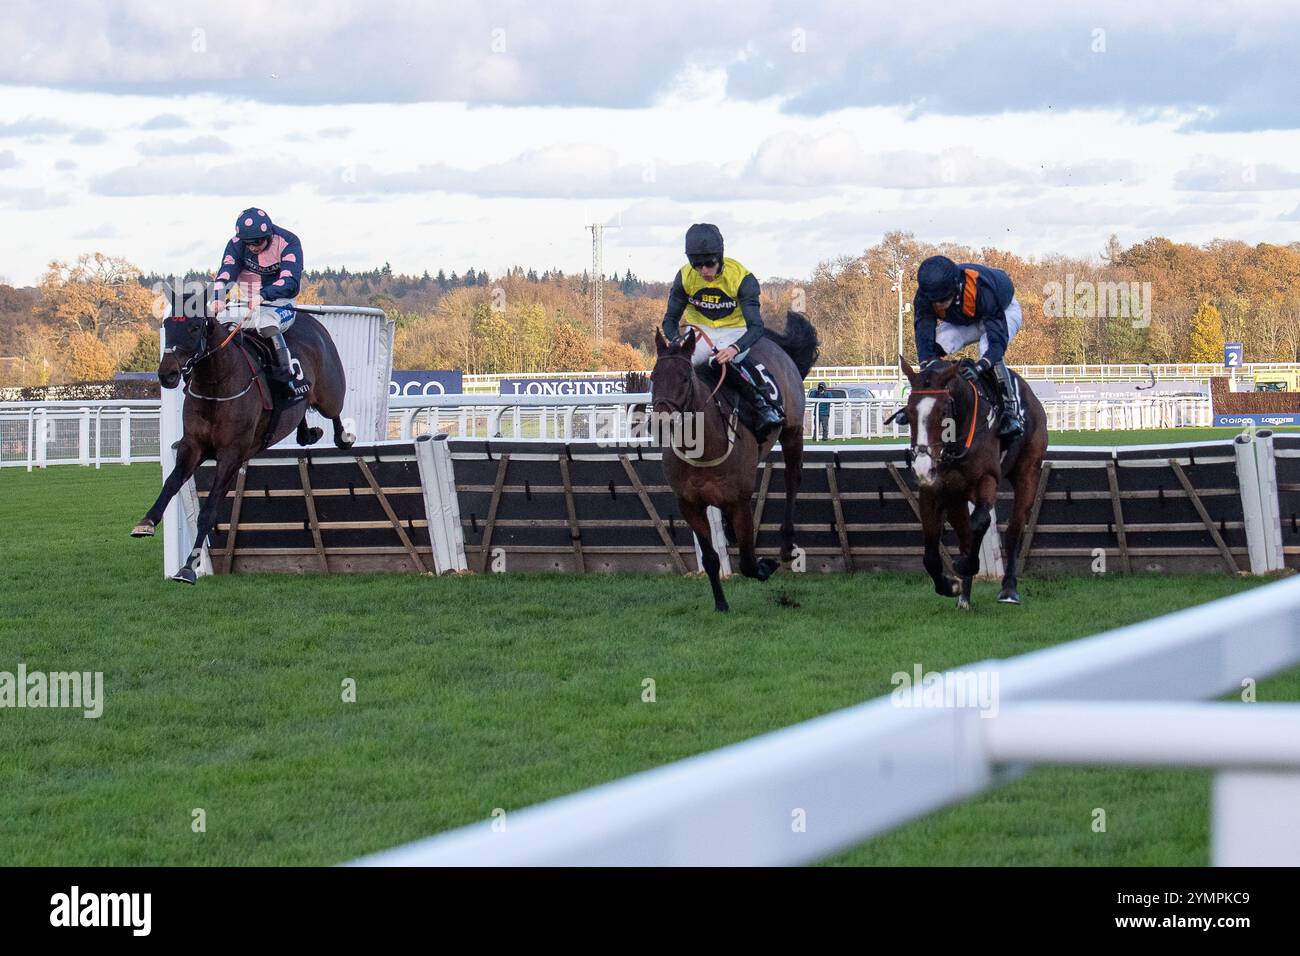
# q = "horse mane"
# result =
<box><xmin>764</xmin><ymin>311</ymin><xmax>820</xmax><ymax>379</ymax></box>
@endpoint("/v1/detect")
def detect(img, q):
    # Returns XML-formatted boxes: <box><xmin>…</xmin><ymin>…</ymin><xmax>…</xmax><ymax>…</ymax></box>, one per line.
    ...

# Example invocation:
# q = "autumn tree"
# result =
<box><xmin>1189</xmin><ymin>301</ymin><xmax>1225</xmax><ymax>363</ymax></box>
<box><xmin>37</xmin><ymin>253</ymin><xmax>155</xmax><ymax>342</ymax></box>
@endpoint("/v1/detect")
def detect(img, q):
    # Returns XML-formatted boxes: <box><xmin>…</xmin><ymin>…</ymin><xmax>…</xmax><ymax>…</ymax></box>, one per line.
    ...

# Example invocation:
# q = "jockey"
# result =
<box><xmin>661</xmin><ymin>223</ymin><xmax>784</xmax><ymax>440</ymax></box>
<box><xmin>913</xmin><ymin>255</ymin><xmax>1024</xmax><ymax>438</ymax></box>
<box><xmin>212</xmin><ymin>207</ymin><xmax>310</xmax><ymax>400</ymax></box>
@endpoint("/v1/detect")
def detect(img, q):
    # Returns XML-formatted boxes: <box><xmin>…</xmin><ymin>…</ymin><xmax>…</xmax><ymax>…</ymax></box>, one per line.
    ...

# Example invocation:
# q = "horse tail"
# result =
<box><xmin>765</xmin><ymin>311</ymin><xmax>820</xmax><ymax>379</ymax></box>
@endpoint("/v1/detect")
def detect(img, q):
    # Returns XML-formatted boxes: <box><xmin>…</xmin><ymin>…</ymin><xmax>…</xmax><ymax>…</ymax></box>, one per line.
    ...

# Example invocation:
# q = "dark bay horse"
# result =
<box><xmin>131</xmin><ymin>308</ymin><xmax>354</xmax><ymax>584</ymax></box>
<box><xmin>651</xmin><ymin>312</ymin><xmax>819</xmax><ymax>612</ymax></box>
<box><xmin>899</xmin><ymin>357</ymin><xmax>1047</xmax><ymax>609</ymax></box>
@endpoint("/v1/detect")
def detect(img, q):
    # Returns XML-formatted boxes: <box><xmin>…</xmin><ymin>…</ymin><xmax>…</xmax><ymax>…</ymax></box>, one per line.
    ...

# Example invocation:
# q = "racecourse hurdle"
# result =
<box><xmin>185</xmin><ymin>430</ymin><xmax>1294</xmax><ymax>580</ymax></box>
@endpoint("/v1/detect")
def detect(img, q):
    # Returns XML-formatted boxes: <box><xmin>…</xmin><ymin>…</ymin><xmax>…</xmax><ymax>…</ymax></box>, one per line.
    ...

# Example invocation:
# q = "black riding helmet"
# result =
<box><xmin>917</xmin><ymin>255</ymin><xmax>960</xmax><ymax>301</ymax></box>
<box><xmin>685</xmin><ymin>223</ymin><xmax>724</xmax><ymax>268</ymax></box>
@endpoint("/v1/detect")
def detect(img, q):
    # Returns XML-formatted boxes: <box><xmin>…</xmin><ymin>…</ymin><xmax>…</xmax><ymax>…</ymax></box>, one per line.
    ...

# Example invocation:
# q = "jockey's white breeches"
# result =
<box><xmin>222</xmin><ymin>299</ymin><xmax>297</xmax><ymax>337</ymax></box>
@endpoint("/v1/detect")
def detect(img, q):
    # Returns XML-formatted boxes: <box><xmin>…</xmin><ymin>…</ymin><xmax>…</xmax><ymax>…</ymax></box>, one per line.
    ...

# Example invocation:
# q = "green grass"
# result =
<box><xmin>1</xmin><ymin>461</ymin><xmax>1296</xmax><ymax>866</ymax></box>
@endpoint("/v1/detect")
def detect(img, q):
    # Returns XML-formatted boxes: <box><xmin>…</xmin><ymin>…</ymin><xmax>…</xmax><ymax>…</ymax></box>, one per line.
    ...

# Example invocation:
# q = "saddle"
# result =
<box><xmin>952</xmin><ymin>360</ymin><xmax>1009</xmax><ymax>440</ymax></box>
<box><xmin>695</xmin><ymin>362</ymin><xmax>780</xmax><ymax>441</ymax></box>
<box><xmin>231</xmin><ymin>330</ymin><xmax>306</xmax><ymax>451</ymax></box>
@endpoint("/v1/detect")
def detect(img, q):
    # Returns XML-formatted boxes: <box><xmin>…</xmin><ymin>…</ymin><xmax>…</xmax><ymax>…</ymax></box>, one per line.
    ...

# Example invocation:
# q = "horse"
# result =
<box><xmin>131</xmin><ymin>307</ymin><xmax>355</xmax><ymax>584</ymax></box>
<box><xmin>898</xmin><ymin>356</ymin><xmax>1047</xmax><ymax>609</ymax></box>
<box><xmin>650</xmin><ymin>312</ymin><xmax>819</xmax><ymax>612</ymax></box>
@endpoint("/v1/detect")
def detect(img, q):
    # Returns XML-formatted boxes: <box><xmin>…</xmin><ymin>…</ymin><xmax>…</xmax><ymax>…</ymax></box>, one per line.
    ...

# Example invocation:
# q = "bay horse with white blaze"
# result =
<box><xmin>899</xmin><ymin>356</ymin><xmax>1047</xmax><ymax>609</ymax></box>
<box><xmin>131</xmin><ymin>307</ymin><xmax>354</xmax><ymax>584</ymax></box>
<box><xmin>651</xmin><ymin>312</ymin><xmax>819</xmax><ymax>612</ymax></box>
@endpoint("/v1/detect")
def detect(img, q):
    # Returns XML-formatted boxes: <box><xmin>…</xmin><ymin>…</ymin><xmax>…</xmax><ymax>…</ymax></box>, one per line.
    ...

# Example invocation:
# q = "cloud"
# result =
<box><xmin>138</xmin><ymin>113</ymin><xmax>190</xmax><ymax>130</ymax></box>
<box><xmin>1173</xmin><ymin>156</ymin><xmax>1300</xmax><ymax>191</ymax></box>
<box><xmin>70</xmin><ymin>129</ymin><xmax>107</xmax><ymax>145</ymax></box>
<box><xmin>3</xmin><ymin>2</ymin><xmax>1299</xmax><ymax>131</ymax></box>
<box><xmin>137</xmin><ymin>135</ymin><xmax>234</xmax><ymax>156</ymax></box>
<box><xmin>89</xmin><ymin>158</ymin><xmax>313</xmax><ymax>196</ymax></box>
<box><xmin>0</xmin><ymin>150</ymin><xmax>18</xmax><ymax>169</ymax></box>
<box><xmin>72</xmin><ymin>223</ymin><xmax>120</xmax><ymax>239</ymax></box>
<box><xmin>54</xmin><ymin>158</ymin><xmax>77</xmax><ymax>171</ymax></box>
<box><xmin>0</xmin><ymin>116</ymin><xmax>74</xmax><ymax>138</ymax></box>
<box><xmin>0</xmin><ymin>185</ymin><xmax>69</xmax><ymax>210</ymax></box>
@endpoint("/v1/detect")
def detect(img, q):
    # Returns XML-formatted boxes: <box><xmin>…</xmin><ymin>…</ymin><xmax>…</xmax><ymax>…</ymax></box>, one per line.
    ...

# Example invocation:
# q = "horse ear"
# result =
<box><xmin>900</xmin><ymin>356</ymin><xmax>917</xmax><ymax>386</ymax></box>
<box><xmin>681</xmin><ymin>326</ymin><xmax>697</xmax><ymax>350</ymax></box>
<box><xmin>654</xmin><ymin>327</ymin><xmax>668</xmax><ymax>354</ymax></box>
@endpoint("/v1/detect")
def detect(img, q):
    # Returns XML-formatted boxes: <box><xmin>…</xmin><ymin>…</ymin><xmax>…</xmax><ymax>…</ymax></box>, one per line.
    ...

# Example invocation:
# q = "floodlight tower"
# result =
<box><xmin>588</xmin><ymin>223</ymin><xmax>605</xmax><ymax>343</ymax></box>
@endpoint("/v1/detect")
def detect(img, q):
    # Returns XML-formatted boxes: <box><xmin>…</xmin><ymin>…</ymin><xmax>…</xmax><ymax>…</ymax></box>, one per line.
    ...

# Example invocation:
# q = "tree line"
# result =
<box><xmin>3</xmin><ymin>233</ymin><xmax>1299</xmax><ymax>386</ymax></box>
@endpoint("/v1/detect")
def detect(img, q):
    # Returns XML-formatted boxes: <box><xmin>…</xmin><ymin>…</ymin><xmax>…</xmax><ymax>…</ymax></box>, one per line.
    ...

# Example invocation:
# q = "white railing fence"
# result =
<box><xmin>0</xmin><ymin>401</ymin><xmax>161</xmax><ymax>471</ymax></box>
<box><xmin>462</xmin><ymin>362</ymin><xmax>1299</xmax><ymax>393</ymax></box>
<box><xmin>0</xmin><ymin>395</ymin><xmax>1218</xmax><ymax>466</ymax></box>
<box><xmin>352</xmin><ymin>575</ymin><xmax>1300</xmax><ymax>866</ymax></box>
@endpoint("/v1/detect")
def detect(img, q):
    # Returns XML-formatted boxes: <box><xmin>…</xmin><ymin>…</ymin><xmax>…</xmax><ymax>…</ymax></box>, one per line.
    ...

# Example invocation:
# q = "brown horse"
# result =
<box><xmin>899</xmin><ymin>357</ymin><xmax>1047</xmax><ymax>609</ymax></box>
<box><xmin>651</xmin><ymin>312</ymin><xmax>819</xmax><ymax>612</ymax></box>
<box><xmin>131</xmin><ymin>308</ymin><xmax>354</xmax><ymax>583</ymax></box>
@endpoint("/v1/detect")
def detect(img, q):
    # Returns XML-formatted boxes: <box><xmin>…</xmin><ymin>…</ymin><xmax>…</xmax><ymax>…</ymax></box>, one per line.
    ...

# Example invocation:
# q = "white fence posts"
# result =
<box><xmin>414</xmin><ymin>433</ymin><xmax>468</xmax><ymax>573</ymax></box>
<box><xmin>1235</xmin><ymin>429</ymin><xmax>1286</xmax><ymax>574</ymax></box>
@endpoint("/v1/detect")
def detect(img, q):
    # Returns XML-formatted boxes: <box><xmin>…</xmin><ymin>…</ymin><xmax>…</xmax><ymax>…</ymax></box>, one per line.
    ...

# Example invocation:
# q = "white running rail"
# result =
<box><xmin>352</xmin><ymin>575</ymin><xmax>1300</xmax><ymax>866</ymax></box>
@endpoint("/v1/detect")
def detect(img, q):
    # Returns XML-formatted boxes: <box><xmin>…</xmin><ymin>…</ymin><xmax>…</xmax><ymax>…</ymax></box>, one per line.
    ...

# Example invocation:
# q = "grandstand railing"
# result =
<box><xmin>0</xmin><ymin>394</ymin><xmax>1216</xmax><ymax>466</ymax></box>
<box><xmin>352</xmin><ymin>575</ymin><xmax>1300</xmax><ymax>866</ymax></box>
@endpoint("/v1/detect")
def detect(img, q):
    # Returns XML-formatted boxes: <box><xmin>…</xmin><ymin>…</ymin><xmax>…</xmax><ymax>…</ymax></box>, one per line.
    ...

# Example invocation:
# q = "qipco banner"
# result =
<box><xmin>389</xmin><ymin>371</ymin><xmax>464</xmax><ymax>396</ymax></box>
<box><xmin>497</xmin><ymin>378</ymin><xmax>629</xmax><ymax>396</ymax></box>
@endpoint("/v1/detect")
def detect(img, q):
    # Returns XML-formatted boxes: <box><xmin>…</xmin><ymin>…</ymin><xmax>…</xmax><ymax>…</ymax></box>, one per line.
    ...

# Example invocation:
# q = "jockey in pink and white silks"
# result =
<box><xmin>213</xmin><ymin>207</ymin><xmax>310</xmax><ymax>400</ymax></box>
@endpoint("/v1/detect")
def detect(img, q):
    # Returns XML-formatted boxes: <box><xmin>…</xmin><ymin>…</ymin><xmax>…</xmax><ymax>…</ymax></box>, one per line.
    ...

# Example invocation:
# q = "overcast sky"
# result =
<box><xmin>2</xmin><ymin>0</ymin><xmax>1299</xmax><ymax>286</ymax></box>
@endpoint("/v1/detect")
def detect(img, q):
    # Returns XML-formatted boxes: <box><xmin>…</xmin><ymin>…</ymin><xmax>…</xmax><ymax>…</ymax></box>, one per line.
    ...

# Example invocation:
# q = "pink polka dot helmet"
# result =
<box><xmin>235</xmin><ymin>207</ymin><xmax>273</xmax><ymax>242</ymax></box>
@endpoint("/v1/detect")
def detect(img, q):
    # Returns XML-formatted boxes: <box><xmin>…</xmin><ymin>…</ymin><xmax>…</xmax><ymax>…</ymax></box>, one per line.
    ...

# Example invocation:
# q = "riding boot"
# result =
<box><xmin>991</xmin><ymin>360</ymin><xmax>1024</xmax><ymax>439</ymax></box>
<box><xmin>730</xmin><ymin>360</ymin><xmax>785</xmax><ymax>441</ymax></box>
<box><xmin>269</xmin><ymin>331</ymin><xmax>311</xmax><ymax>401</ymax></box>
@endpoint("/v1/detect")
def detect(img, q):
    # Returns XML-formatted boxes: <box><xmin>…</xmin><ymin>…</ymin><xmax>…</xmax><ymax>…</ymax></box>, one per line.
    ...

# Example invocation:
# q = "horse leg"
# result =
<box><xmin>998</xmin><ymin>461</ymin><xmax>1040</xmax><ymax>605</ymax></box>
<box><xmin>953</xmin><ymin>475</ymin><xmax>999</xmax><ymax>610</ymax></box>
<box><xmin>332</xmin><ymin>416</ymin><xmax>356</xmax><ymax>448</ymax></box>
<box><xmin>946</xmin><ymin>501</ymin><xmax>976</xmax><ymax>609</ymax></box>
<box><xmin>681</xmin><ymin>500</ymin><xmax>729</xmax><ymax>612</ymax></box>
<box><xmin>728</xmin><ymin>500</ymin><xmax>778</xmax><ymax>582</ymax></box>
<box><xmin>172</xmin><ymin>452</ymin><xmax>243</xmax><ymax>585</ymax></box>
<box><xmin>296</xmin><ymin>417</ymin><xmax>324</xmax><ymax>446</ymax></box>
<box><xmin>921</xmin><ymin>489</ymin><xmax>959</xmax><ymax>598</ymax></box>
<box><xmin>132</xmin><ymin>438</ymin><xmax>204</xmax><ymax>537</ymax></box>
<box><xmin>777</xmin><ymin>424</ymin><xmax>803</xmax><ymax>563</ymax></box>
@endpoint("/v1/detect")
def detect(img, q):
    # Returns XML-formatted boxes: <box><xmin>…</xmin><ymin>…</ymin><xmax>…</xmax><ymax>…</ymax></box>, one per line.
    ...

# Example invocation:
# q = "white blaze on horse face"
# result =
<box><xmin>912</xmin><ymin>397</ymin><xmax>938</xmax><ymax>485</ymax></box>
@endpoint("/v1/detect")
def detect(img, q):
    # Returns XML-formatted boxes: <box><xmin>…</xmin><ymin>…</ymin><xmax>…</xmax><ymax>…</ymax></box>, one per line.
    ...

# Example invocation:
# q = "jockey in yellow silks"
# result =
<box><xmin>661</xmin><ymin>223</ymin><xmax>784</xmax><ymax>440</ymax></box>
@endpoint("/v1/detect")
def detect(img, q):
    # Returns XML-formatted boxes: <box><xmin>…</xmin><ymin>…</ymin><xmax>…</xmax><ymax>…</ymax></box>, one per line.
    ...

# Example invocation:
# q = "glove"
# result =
<box><xmin>975</xmin><ymin>357</ymin><xmax>993</xmax><ymax>375</ymax></box>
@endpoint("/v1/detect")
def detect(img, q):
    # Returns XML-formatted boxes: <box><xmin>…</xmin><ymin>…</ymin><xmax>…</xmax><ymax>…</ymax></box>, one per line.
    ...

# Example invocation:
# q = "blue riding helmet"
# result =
<box><xmin>917</xmin><ymin>255</ymin><xmax>960</xmax><ymax>301</ymax></box>
<box><xmin>235</xmin><ymin>207</ymin><xmax>274</xmax><ymax>242</ymax></box>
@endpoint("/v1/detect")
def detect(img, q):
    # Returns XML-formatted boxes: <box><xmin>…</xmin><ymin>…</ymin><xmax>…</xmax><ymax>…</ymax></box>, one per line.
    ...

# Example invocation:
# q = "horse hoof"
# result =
<box><xmin>171</xmin><ymin>568</ymin><xmax>197</xmax><ymax>585</ymax></box>
<box><xmin>757</xmin><ymin>557</ymin><xmax>779</xmax><ymax>580</ymax></box>
<box><xmin>957</xmin><ymin>596</ymin><xmax>971</xmax><ymax>610</ymax></box>
<box><xmin>130</xmin><ymin>521</ymin><xmax>155</xmax><ymax>537</ymax></box>
<box><xmin>998</xmin><ymin>589</ymin><xmax>1021</xmax><ymax>605</ymax></box>
<box><xmin>715</xmin><ymin>602</ymin><xmax>730</xmax><ymax>613</ymax></box>
<box><xmin>298</xmin><ymin>426</ymin><xmax>324</xmax><ymax>446</ymax></box>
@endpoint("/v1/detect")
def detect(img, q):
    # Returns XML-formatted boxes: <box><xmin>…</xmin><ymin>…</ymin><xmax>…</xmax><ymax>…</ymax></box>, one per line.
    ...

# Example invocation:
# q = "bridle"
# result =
<box><xmin>164</xmin><ymin>313</ymin><xmax>260</xmax><ymax>403</ymax></box>
<box><xmin>907</xmin><ymin>376</ymin><xmax>980</xmax><ymax>466</ymax></box>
